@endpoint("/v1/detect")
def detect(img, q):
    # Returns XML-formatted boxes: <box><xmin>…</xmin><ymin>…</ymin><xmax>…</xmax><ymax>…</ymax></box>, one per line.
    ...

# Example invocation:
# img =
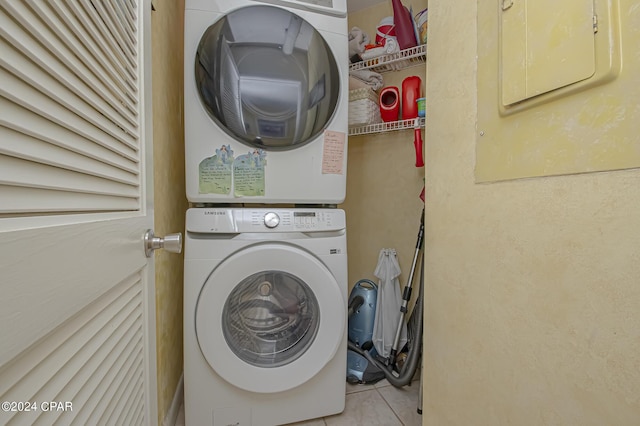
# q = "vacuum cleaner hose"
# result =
<box><xmin>347</xmin><ymin>259</ymin><xmax>424</xmax><ymax>388</ymax></box>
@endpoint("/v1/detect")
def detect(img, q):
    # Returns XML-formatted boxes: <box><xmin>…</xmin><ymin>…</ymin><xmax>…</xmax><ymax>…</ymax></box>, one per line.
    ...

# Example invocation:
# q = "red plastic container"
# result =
<box><xmin>402</xmin><ymin>76</ymin><xmax>421</xmax><ymax>120</ymax></box>
<box><xmin>392</xmin><ymin>0</ymin><xmax>418</xmax><ymax>50</ymax></box>
<box><xmin>379</xmin><ymin>86</ymin><xmax>400</xmax><ymax>122</ymax></box>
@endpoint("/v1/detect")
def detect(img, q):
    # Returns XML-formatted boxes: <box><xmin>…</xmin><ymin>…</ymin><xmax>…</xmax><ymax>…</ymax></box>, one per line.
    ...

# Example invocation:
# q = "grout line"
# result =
<box><xmin>375</xmin><ymin>386</ymin><xmax>406</xmax><ymax>426</ymax></box>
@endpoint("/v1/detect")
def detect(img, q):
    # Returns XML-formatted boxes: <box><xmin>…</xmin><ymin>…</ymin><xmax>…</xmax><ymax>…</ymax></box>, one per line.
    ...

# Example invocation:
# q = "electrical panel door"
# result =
<box><xmin>501</xmin><ymin>0</ymin><xmax>596</xmax><ymax>106</ymax></box>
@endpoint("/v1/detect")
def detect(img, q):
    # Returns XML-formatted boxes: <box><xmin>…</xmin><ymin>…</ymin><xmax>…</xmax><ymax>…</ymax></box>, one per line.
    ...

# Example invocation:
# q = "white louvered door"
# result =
<box><xmin>0</xmin><ymin>1</ymin><xmax>157</xmax><ymax>425</ymax></box>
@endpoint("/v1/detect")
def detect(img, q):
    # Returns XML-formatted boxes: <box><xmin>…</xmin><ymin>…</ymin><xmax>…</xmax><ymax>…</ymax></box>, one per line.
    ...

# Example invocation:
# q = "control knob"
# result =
<box><xmin>264</xmin><ymin>212</ymin><xmax>280</xmax><ymax>228</ymax></box>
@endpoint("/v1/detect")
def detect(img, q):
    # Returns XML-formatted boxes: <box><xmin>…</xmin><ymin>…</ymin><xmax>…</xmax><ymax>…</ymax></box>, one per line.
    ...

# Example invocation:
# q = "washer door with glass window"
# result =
<box><xmin>194</xmin><ymin>5</ymin><xmax>340</xmax><ymax>150</ymax></box>
<box><xmin>195</xmin><ymin>243</ymin><xmax>345</xmax><ymax>393</ymax></box>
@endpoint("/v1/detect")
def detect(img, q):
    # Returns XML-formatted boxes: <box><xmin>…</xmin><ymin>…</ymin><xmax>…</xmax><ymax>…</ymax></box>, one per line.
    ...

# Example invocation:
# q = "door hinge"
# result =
<box><xmin>593</xmin><ymin>14</ymin><xmax>598</xmax><ymax>33</ymax></box>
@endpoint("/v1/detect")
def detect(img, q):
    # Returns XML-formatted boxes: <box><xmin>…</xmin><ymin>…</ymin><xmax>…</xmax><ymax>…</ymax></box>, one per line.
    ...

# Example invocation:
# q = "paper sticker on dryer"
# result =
<box><xmin>322</xmin><ymin>130</ymin><xmax>345</xmax><ymax>175</ymax></box>
<box><xmin>198</xmin><ymin>144</ymin><xmax>234</xmax><ymax>194</ymax></box>
<box><xmin>233</xmin><ymin>149</ymin><xmax>267</xmax><ymax>197</ymax></box>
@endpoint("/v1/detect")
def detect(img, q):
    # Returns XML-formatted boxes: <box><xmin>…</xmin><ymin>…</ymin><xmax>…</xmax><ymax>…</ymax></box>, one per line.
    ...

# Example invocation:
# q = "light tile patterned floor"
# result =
<box><xmin>175</xmin><ymin>377</ymin><xmax>422</xmax><ymax>426</ymax></box>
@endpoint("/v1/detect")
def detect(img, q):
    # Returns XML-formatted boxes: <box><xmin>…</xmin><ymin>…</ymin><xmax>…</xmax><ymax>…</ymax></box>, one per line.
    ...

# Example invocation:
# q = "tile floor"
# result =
<box><xmin>175</xmin><ymin>376</ymin><xmax>422</xmax><ymax>426</ymax></box>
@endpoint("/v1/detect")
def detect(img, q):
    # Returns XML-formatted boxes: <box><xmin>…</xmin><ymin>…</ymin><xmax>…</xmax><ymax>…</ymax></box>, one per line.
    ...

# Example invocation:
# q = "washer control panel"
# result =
<box><xmin>186</xmin><ymin>208</ymin><xmax>345</xmax><ymax>233</ymax></box>
<box><xmin>255</xmin><ymin>210</ymin><xmax>340</xmax><ymax>231</ymax></box>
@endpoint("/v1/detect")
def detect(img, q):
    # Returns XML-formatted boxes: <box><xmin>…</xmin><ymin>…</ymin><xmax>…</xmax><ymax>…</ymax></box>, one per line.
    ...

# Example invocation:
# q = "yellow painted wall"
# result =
<box><xmin>423</xmin><ymin>1</ymin><xmax>640</xmax><ymax>424</ymax></box>
<box><xmin>476</xmin><ymin>0</ymin><xmax>640</xmax><ymax>182</ymax></box>
<box><xmin>343</xmin><ymin>1</ymin><xmax>427</xmax><ymax>291</ymax></box>
<box><xmin>151</xmin><ymin>1</ymin><xmax>188</xmax><ymax>423</ymax></box>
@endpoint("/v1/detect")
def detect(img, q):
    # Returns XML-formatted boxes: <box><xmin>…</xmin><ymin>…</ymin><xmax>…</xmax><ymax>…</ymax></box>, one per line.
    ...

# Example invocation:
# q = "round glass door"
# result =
<box><xmin>195</xmin><ymin>243</ymin><xmax>345</xmax><ymax>393</ymax></box>
<box><xmin>222</xmin><ymin>270</ymin><xmax>320</xmax><ymax>368</ymax></box>
<box><xmin>194</xmin><ymin>5</ymin><xmax>340</xmax><ymax>150</ymax></box>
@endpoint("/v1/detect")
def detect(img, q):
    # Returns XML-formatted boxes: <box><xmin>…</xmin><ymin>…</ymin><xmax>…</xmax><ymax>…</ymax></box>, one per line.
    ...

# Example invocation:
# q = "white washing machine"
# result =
<box><xmin>184</xmin><ymin>208</ymin><xmax>347</xmax><ymax>426</ymax></box>
<box><xmin>184</xmin><ymin>0</ymin><xmax>349</xmax><ymax>204</ymax></box>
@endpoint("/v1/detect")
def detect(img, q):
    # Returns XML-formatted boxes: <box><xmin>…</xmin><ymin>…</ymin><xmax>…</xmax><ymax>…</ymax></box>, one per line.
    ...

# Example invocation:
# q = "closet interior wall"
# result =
<box><xmin>341</xmin><ymin>0</ymin><xmax>427</xmax><ymax>291</ymax></box>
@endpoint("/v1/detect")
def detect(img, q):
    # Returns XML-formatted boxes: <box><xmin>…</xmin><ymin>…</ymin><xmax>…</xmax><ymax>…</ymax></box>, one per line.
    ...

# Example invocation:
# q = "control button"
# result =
<box><xmin>264</xmin><ymin>212</ymin><xmax>280</xmax><ymax>228</ymax></box>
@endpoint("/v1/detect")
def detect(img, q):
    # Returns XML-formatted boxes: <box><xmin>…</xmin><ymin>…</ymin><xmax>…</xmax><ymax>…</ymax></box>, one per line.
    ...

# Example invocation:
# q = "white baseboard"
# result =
<box><xmin>163</xmin><ymin>373</ymin><xmax>184</xmax><ymax>426</ymax></box>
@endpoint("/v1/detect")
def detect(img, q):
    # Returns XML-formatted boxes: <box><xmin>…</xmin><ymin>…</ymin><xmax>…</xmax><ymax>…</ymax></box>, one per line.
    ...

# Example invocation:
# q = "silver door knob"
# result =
<box><xmin>144</xmin><ymin>229</ymin><xmax>182</xmax><ymax>257</ymax></box>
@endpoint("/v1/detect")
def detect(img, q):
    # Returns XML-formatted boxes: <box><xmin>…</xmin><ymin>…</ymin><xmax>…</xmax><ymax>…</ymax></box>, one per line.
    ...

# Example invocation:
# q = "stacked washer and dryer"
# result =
<box><xmin>183</xmin><ymin>1</ymin><xmax>350</xmax><ymax>425</ymax></box>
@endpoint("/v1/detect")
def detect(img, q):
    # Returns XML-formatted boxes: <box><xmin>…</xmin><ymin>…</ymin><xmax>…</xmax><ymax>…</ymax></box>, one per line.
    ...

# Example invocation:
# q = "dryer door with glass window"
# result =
<box><xmin>195</xmin><ymin>242</ymin><xmax>345</xmax><ymax>393</ymax></box>
<box><xmin>194</xmin><ymin>5</ymin><xmax>340</xmax><ymax>150</ymax></box>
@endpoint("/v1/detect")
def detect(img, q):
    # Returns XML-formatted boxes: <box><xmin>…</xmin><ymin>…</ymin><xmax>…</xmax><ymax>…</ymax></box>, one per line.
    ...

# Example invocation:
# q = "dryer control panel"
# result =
<box><xmin>186</xmin><ymin>208</ymin><xmax>346</xmax><ymax>233</ymax></box>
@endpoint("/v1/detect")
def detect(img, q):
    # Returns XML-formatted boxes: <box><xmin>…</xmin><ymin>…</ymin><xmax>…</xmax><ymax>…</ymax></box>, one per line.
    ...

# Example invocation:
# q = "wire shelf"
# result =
<box><xmin>349</xmin><ymin>44</ymin><xmax>427</xmax><ymax>73</ymax></box>
<box><xmin>349</xmin><ymin>117</ymin><xmax>425</xmax><ymax>137</ymax></box>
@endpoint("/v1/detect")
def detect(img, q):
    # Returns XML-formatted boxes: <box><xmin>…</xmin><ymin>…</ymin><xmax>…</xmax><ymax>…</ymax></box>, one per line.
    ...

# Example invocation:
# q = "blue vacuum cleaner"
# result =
<box><xmin>346</xmin><ymin>279</ymin><xmax>385</xmax><ymax>384</ymax></box>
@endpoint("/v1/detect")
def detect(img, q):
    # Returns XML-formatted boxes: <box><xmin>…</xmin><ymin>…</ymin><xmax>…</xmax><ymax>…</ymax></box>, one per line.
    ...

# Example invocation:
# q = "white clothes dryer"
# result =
<box><xmin>184</xmin><ymin>0</ymin><xmax>349</xmax><ymax>204</ymax></box>
<box><xmin>184</xmin><ymin>208</ymin><xmax>347</xmax><ymax>426</ymax></box>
